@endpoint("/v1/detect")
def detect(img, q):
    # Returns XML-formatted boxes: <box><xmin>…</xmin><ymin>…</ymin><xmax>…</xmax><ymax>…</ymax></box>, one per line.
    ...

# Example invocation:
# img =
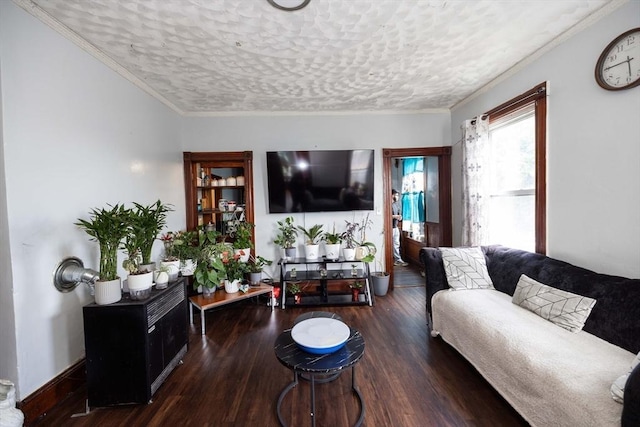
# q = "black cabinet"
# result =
<box><xmin>83</xmin><ymin>279</ymin><xmax>188</xmax><ymax>407</ymax></box>
<box><xmin>279</xmin><ymin>258</ymin><xmax>373</xmax><ymax>308</ymax></box>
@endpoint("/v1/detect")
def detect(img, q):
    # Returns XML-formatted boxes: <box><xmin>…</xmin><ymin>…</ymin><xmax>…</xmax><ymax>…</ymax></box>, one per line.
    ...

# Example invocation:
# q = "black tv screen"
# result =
<box><xmin>266</xmin><ymin>150</ymin><xmax>375</xmax><ymax>213</ymax></box>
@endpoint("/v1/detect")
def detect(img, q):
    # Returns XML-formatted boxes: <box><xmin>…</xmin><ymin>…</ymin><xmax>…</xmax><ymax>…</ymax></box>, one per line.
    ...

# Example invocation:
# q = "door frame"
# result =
<box><xmin>383</xmin><ymin>147</ymin><xmax>452</xmax><ymax>290</ymax></box>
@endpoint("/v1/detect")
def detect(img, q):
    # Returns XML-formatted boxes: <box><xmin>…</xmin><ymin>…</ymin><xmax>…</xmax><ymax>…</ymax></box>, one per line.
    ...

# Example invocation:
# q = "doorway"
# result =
<box><xmin>382</xmin><ymin>147</ymin><xmax>452</xmax><ymax>290</ymax></box>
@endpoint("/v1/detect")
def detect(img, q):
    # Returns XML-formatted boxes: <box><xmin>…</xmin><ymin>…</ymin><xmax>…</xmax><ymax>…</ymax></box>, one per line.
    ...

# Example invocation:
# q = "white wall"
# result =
<box><xmin>0</xmin><ymin>2</ymin><xmax>184</xmax><ymax>399</ymax></box>
<box><xmin>181</xmin><ymin>113</ymin><xmax>451</xmax><ymax>277</ymax></box>
<box><xmin>451</xmin><ymin>0</ymin><xmax>640</xmax><ymax>278</ymax></box>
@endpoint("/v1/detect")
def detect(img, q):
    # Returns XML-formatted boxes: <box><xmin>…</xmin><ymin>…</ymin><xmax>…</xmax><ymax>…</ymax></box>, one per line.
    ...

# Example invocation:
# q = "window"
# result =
<box><xmin>487</xmin><ymin>105</ymin><xmax>536</xmax><ymax>251</ymax></box>
<box><xmin>485</xmin><ymin>83</ymin><xmax>546</xmax><ymax>254</ymax></box>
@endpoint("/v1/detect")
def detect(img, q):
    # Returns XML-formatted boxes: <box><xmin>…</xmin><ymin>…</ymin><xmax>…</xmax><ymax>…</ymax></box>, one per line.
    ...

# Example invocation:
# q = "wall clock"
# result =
<box><xmin>595</xmin><ymin>27</ymin><xmax>640</xmax><ymax>90</ymax></box>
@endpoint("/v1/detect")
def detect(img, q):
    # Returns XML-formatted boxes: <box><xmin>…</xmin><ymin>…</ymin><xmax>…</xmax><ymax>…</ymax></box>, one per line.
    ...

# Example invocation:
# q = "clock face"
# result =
<box><xmin>595</xmin><ymin>28</ymin><xmax>640</xmax><ymax>90</ymax></box>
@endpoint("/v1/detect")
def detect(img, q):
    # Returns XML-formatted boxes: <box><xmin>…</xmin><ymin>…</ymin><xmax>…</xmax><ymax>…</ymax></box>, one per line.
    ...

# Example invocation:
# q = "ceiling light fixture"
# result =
<box><xmin>267</xmin><ymin>0</ymin><xmax>310</xmax><ymax>12</ymax></box>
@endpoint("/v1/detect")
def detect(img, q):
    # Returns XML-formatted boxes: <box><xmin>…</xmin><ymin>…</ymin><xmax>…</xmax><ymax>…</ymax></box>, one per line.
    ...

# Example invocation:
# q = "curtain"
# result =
<box><xmin>401</xmin><ymin>158</ymin><xmax>425</xmax><ymax>239</ymax></box>
<box><xmin>461</xmin><ymin>115</ymin><xmax>489</xmax><ymax>246</ymax></box>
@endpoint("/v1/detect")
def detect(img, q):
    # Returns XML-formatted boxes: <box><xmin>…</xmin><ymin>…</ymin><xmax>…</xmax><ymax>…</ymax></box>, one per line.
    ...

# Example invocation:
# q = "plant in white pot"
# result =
<box><xmin>121</xmin><ymin>234</ymin><xmax>152</xmax><ymax>299</ymax></box>
<box><xmin>273</xmin><ymin>216</ymin><xmax>298</xmax><ymax>260</ymax></box>
<box><xmin>193</xmin><ymin>229</ymin><xmax>228</xmax><ymax>297</ymax></box>
<box><xmin>341</xmin><ymin>220</ymin><xmax>359</xmax><ymax>261</ymax></box>
<box><xmin>297</xmin><ymin>223</ymin><xmax>323</xmax><ymax>260</ymax></box>
<box><xmin>159</xmin><ymin>231</ymin><xmax>182</xmax><ymax>281</ymax></box>
<box><xmin>322</xmin><ymin>224</ymin><xmax>343</xmax><ymax>260</ymax></box>
<box><xmin>75</xmin><ymin>203</ymin><xmax>129</xmax><ymax>305</ymax></box>
<box><xmin>354</xmin><ymin>213</ymin><xmax>374</xmax><ymax>261</ymax></box>
<box><xmin>231</xmin><ymin>220</ymin><xmax>254</xmax><ymax>263</ymax></box>
<box><xmin>129</xmin><ymin>200</ymin><xmax>173</xmax><ymax>271</ymax></box>
<box><xmin>171</xmin><ymin>230</ymin><xmax>198</xmax><ymax>278</ymax></box>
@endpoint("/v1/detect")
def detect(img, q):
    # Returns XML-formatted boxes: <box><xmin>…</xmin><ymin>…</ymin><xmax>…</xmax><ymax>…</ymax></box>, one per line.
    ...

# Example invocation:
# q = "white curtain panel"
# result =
<box><xmin>461</xmin><ymin>116</ymin><xmax>489</xmax><ymax>246</ymax></box>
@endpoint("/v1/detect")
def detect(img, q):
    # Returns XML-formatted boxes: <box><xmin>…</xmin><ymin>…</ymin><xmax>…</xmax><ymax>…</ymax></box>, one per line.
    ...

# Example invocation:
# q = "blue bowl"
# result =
<box><xmin>291</xmin><ymin>318</ymin><xmax>350</xmax><ymax>354</ymax></box>
<box><xmin>296</xmin><ymin>341</ymin><xmax>347</xmax><ymax>354</ymax></box>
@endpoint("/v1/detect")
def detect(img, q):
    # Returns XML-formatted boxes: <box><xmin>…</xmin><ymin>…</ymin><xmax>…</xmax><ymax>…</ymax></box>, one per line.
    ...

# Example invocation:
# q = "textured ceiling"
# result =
<box><xmin>17</xmin><ymin>0</ymin><xmax>619</xmax><ymax>114</ymax></box>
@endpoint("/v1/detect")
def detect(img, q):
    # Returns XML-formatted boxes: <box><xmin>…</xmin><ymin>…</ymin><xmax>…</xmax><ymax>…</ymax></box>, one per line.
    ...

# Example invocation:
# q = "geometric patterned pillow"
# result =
<box><xmin>439</xmin><ymin>247</ymin><xmax>494</xmax><ymax>290</ymax></box>
<box><xmin>512</xmin><ymin>274</ymin><xmax>597</xmax><ymax>333</ymax></box>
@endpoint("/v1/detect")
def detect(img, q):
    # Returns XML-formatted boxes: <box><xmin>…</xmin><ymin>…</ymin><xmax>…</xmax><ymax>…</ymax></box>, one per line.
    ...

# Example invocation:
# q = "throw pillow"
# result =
<box><xmin>611</xmin><ymin>352</ymin><xmax>640</xmax><ymax>404</ymax></box>
<box><xmin>512</xmin><ymin>274</ymin><xmax>596</xmax><ymax>332</ymax></box>
<box><xmin>439</xmin><ymin>247</ymin><xmax>494</xmax><ymax>290</ymax></box>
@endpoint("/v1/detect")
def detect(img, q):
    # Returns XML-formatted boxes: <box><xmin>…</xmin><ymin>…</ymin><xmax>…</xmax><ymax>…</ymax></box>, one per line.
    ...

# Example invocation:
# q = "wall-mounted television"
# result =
<box><xmin>266</xmin><ymin>150</ymin><xmax>375</xmax><ymax>213</ymax></box>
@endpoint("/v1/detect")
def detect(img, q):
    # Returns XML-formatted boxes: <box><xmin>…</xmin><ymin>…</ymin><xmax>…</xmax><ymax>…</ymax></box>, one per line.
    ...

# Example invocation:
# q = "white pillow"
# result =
<box><xmin>611</xmin><ymin>352</ymin><xmax>640</xmax><ymax>403</ymax></box>
<box><xmin>512</xmin><ymin>274</ymin><xmax>596</xmax><ymax>333</ymax></box>
<box><xmin>439</xmin><ymin>247</ymin><xmax>494</xmax><ymax>290</ymax></box>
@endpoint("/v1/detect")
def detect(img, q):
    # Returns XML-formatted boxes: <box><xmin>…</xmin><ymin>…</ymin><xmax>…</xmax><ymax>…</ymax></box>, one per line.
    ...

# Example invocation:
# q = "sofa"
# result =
<box><xmin>421</xmin><ymin>245</ymin><xmax>640</xmax><ymax>427</ymax></box>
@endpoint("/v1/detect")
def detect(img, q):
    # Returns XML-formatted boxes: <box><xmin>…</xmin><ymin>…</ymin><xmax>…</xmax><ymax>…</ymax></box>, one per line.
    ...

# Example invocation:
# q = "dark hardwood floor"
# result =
<box><xmin>33</xmin><ymin>285</ymin><xmax>528</xmax><ymax>427</ymax></box>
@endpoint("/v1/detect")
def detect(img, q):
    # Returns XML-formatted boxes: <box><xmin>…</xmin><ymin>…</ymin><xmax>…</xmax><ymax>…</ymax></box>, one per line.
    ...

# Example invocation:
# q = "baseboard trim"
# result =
<box><xmin>18</xmin><ymin>359</ymin><xmax>86</xmax><ymax>426</ymax></box>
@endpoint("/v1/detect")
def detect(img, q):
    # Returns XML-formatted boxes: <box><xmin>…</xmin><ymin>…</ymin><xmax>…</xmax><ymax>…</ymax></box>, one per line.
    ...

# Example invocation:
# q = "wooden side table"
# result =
<box><xmin>189</xmin><ymin>284</ymin><xmax>273</xmax><ymax>334</ymax></box>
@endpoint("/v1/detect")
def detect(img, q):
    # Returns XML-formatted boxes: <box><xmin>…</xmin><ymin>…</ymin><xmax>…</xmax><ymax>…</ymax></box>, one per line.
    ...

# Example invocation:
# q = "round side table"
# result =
<box><xmin>274</xmin><ymin>326</ymin><xmax>365</xmax><ymax>427</ymax></box>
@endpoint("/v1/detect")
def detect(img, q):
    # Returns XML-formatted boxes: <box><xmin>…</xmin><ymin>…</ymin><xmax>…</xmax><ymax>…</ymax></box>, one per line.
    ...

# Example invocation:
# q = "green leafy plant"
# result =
<box><xmin>248</xmin><ymin>255</ymin><xmax>272</xmax><ymax>274</ymax></box>
<box><xmin>349</xmin><ymin>281</ymin><xmax>364</xmax><ymax>289</ymax></box>
<box><xmin>341</xmin><ymin>220</ymin><xmax>359</xmax><ymax>249</ymax></box>
<box><xmin>171</xmin><ymin>230</ymin><xmax>199</xmax><ymax>260</ymax></box>
<box><xmin>129</xmin><ymin>200</ymin><xmax>173</xmax><ymax>265</ymax></box>
<box><xmin>297</xmin><ymin>223</ymin><xmax>324</xmax><ymax>245</ymax></box>
<box><xmin>231</xmin><ymin>221</ymin><xmax>254</xmax><ymax>250</ymax></box>
<box><xmin>273</xmin><ymin>216</ymin><xmax>298</xmax><ymax>249</ymax></box>
<box><xmin>287</xmin><ymin>283</ymin><xmax>301</xmax><ymax>295</ymax></box>
<box><xmin>322</xmin><ymin>224</ymin><xmax>343</xmax><ymax>244</ymax></box>
<box><xmin>225</xmin><ymin>254</ymin><xmax>250</xmax><ymax>281</ymax></box>
<box><xmin>193</xmin><ymin>230</ymin><xmax>229</xmax><ymax>290</ymax></box>
<box><xmin>75</xmin><ymin>203</ymin><xmax>129</xmax><ymax>282</ymax></box>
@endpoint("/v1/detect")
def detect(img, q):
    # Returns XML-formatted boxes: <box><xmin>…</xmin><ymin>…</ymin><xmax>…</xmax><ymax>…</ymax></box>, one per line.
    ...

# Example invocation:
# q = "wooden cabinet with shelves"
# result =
<box><xmin>183</xmin><ymin>151</ymin><xmax>254</xmax><ymax>241</ymax></box>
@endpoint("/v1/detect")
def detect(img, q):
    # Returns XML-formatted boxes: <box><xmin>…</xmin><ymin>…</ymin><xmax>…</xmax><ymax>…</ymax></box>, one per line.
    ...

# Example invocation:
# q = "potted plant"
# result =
<box><xmin>223</xmin><ymin>253</ymin><xmax>250</xmax><ymax>293</ymax></box>
<box><xmin>159</xmin><ymin>231</ymin><xmax>181</xmax><ymax>281</ymax></box>
<box><xmin>121</xmin><ymin>228</ymin><xmax>153</xmax><ymax>300</ymax></box>
<box><xmin>193</xmin><ymin>229</ymin><xmax>228</xmax><ymax>297</ymax></box>
<box><xmin>287</xmin><ymin>282</ymin><xmax>303</xmax><ymax>305</ymax></box>
<box><xmin>349</xmin><ymin>280</ymin><xmax>364</xmax><ymax>302</ymax></box>
<box><xmin>171</xmin><ymin>230</ymin><xmax>199</xmax><ymax>276</ymax></box>
<box><xmin>129</xmin><ymin>200</ymin><xmax>173</xmax><ymax>270</ymax></box>
<box><xmin>341</xmin><ymin>220</ymin><xmax>359</xmax><ymax>261</ymax></box>
<box><xmin>322</xmin><ymin>224</ymin><xmax>342</xmax><ymax>260</ymax></box>
<box><xmin>297</xmin><ymin>223</ymin><xmax>323</xmax><ymax>259</ymax></box>
<box><xmin>355</xmin><ymin>213</ymin><xmax>374</xmax><ymax>261</ymax></box>
<box><xmin>247</xmin><ymin>255</ymin><xmax>272</xmax><ymax>285</ymax></box>
<box><xmin>75</xmin><ymin>203</ymin><xmax>129</xmax><ymax>305</ymax></box>
<box><xmin>231</xmin><ymin>221</ymin><xmax>254</xmax><ymax>263</ymax></box>
<box><xmin>273</xmin><ymin>216</ymin><xmax>298</xmax><ymax>260</ymax></box>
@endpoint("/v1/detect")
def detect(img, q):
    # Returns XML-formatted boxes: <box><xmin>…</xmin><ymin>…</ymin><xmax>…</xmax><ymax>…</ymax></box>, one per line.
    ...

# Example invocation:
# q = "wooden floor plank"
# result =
<box><xmin>32</xmin><ymin>285</ymin><xmax>527</xmax><ymax>427</ymax></box>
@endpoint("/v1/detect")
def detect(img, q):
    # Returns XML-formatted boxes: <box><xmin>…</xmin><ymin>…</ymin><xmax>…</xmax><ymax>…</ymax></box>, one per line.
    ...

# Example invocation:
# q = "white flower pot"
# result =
<box><xmin>128</xmin><ymin>271</ymin><xmax>153</xmax><ymax>291</ymax></box>
<box><xmin>324</xmin><ymin>243</ymin><xmax>341</xmax><ymax>260</ymax></box>
<box><xmin>94</xmin><ymin>278</ymin><xmax>122</xmax><ymax>305</ymax></box>
<box><xmin>225</xmin><ymin>279</ymin><xmax>241</xmax><ymax>293</ymax></box>
<box><xmin>127</xmin><ymin>271</ymin><xmax>153</xmax><ymax>300</ymax></box>
<box><xmin>154</xmin><ymin>271</ymin><xmax>170</xmax><ymax>289</ymax></box>
<box><xmin>355</xmin><ymin>246</ymin><xmax>369</xmax><ymax>261</ymax></box>
<box><xmin>160</xmin><ymin>260</ymin><xmax>180</xmax><ymax>281</ymax></box>
<box><xmin>180</xmin><ymin>258</ymin><xmax>196</xmax><ymax>276</ymax></box>
<box><xmin>343</xmin><ymin>247</ymin><xmax>356</xmax><ymax>261</ymax></box>
<box><xmin>304</xmin><ymin>244</ymin><xmax>320</xmax><ymax>260</ymax></box>
<box><xmin>234</xmin><ymin>248</ymin><xmax>251</xmax><ymax>263</ymax></box>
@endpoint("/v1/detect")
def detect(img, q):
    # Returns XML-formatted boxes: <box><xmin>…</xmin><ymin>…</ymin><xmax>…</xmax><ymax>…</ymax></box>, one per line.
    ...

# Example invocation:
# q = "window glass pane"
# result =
<box><xmin>489</xmin><ymin>112</ymin><xmax>535</xmax><ymax>193</ymax></box>
<box><xmin>425</xmin><ymin>156</ymin><xmax>439</xmax><ymax>223</ymax></box>
<box><xmin>488</xmin><ymin>194</ymin><xmax>535</xmax><ymax>252</ymax></box>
